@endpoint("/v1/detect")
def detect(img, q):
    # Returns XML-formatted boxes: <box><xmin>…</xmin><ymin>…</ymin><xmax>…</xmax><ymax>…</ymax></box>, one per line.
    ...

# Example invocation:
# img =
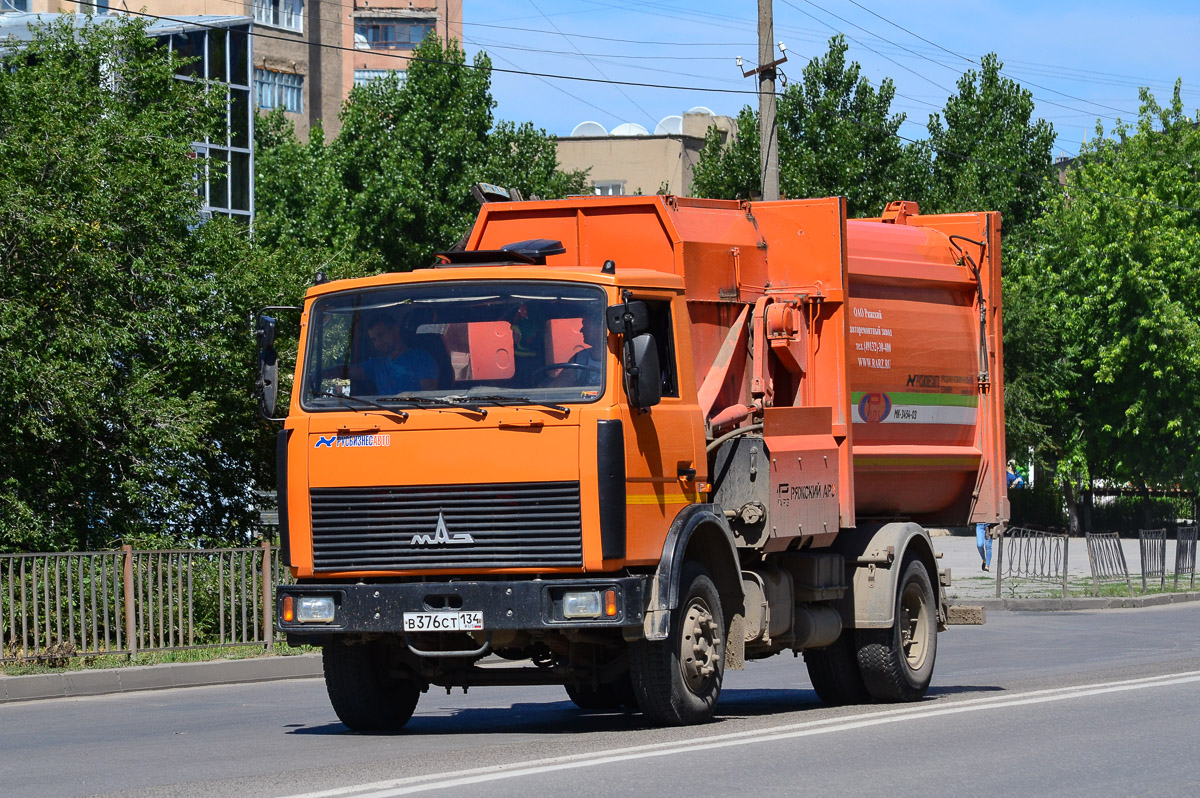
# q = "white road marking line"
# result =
<box><xmin>285</xmin><ymin>670</ymin><xmax>1200</xmax><ymax>798</ymax></box>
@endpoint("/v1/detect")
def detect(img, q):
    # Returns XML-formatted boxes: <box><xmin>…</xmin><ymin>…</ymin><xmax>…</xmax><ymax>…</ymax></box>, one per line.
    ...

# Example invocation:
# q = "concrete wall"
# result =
<box><xmin>555</xmin><ymin>113</ymin><xmax>735</xmax><ymax>197</ymax></box>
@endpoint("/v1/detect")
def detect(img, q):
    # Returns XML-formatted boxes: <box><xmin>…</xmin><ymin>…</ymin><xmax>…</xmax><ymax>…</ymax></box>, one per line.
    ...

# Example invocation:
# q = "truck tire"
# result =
<box><xmin>323</xmin><ymin>639</ymin><xmax>421</xmax><ymax>732</ymax></box>
<box><xmin>855</xmin><ymin>555</ymin><xmax>937</xmax><ymax>702</ymax></box>
<box><xmin>630</xmin><ymin>563</ymin><xmax>725</xmax><ymax>726</ymax></box>
<box><xmin>803</xmin><ymin>631</ymin><xmax>870</xmax><ymax>705</ymax></box>
<box><xmin>565</xmin><ymin>671</ymin><xmax>636</xmax><ymax>711</ymax></box>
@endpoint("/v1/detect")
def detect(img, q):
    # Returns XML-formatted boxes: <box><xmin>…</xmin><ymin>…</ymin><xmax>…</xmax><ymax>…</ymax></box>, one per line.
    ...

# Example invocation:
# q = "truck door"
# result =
<box><xmin>620</xmin><ymin>294</ymin><xmax>705</xmax><ymax>564</ymax></box>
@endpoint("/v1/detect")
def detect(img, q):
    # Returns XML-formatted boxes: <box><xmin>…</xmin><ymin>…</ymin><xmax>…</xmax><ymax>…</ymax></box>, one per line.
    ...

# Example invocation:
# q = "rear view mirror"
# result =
<box><xmin>624</xmin><ymin>333</ymin><xmax>662</xmax><ymax>409</ymax></box>
<box><xmin>606</xmin><ymin>300</ymin><xmax>651</xmax><ymax>336</ymax></box>
<box><xmin>256</xmin><ymin>315</ymin><xmax>278</xmax><ymax>349</ymax></box>
<box><xmin>256</xmin><ymin>315</ymin><xmax>279</xmax><ymax>419</ymax></box>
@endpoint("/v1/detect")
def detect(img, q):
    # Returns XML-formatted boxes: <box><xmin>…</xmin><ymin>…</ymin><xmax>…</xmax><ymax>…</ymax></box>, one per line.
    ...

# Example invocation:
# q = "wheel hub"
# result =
<box><xmin>899</xmin><ymin>582</ymin><xmax>928</xmax><ymax>670</ymax></box>
<box><xmin>679</xmin><ymin>599</ymin><xmax>722</xmax><ymax>692</ymax></box>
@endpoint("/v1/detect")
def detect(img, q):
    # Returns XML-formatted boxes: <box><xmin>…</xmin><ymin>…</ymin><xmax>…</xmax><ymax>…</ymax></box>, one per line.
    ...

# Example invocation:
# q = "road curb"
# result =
<box><xmin>0</xmin><ymin>653</ymin><xmax>323</xmax><ymax>704</ymax></box>
<box><xmin>975</xmin><ymin>590</ymin><xmax>1200</xmax><ymax>612</ymax></box>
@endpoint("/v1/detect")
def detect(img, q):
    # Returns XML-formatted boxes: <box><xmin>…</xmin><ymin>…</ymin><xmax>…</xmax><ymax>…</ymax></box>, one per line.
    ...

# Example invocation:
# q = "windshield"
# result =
<box><xmin>300</xmin><ymin>281</ymin><xmax>608</xmax><ymax>411</ymax></box>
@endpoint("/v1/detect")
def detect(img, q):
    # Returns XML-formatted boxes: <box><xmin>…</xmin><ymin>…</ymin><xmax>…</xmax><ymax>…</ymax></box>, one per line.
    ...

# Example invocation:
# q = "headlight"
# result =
<box><xmin>296</xmin><ymin>596</ymin><xmax>336</xmax><ymax>623</ymax></box>
<box><xmin>563</xmin><ymin>591</ymin><xmax>602</xmax><ymax>618</ymax></box>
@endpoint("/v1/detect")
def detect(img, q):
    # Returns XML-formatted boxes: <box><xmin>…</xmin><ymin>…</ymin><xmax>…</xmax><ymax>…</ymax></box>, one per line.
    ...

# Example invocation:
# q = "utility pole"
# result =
<box><xmin>741</xmin><ymin>0</ymin><xmax>786</xmax><ymax>201</ymax></box>
<box><xmin>758</xmin><ymin>0</ymin><xmax>778</xmax><ymax>201</ymax></box>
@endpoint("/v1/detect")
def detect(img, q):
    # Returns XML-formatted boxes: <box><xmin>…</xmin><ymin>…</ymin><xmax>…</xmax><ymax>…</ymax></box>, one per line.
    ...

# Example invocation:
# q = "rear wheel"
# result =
<box><xmin>323</xmin><ymin>639</ymin><xmax>422</xmax><ymax>732</ymax></box>
<box><xmin>803</xmin><ymin>629</ymin><xmax>870</xmax><ymax>705</ymax></box>
<box><xmin>856</xmin><ymin>555</ymin><xmax>937</xmax><ymax>702</ymax></box>
<box><xmin>630</xmin><ymin>563</ymin><xmax>725</xmax><ymax>726</ymax></box>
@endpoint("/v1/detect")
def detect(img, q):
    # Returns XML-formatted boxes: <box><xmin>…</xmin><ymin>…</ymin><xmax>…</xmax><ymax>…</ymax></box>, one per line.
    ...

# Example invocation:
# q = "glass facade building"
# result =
<box><xmin>155</xmin><ymin>17</ymin><xmax>254</xmax><ymax>225</ymax></box>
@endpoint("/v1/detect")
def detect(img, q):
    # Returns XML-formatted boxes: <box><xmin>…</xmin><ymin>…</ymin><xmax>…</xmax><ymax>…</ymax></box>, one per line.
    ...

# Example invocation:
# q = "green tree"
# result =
<box><xmin>925</xmin><ymin>53</ymin><xmax>1056</xmax><ymax>235</ymax></box>
<box><xmin>0</xmin><ymin>17</ymin><xmax>290</xmax><ymax>551</ymax></box>
<box><xmin>1007</xmin><ymin>83</ymin><xmax>1200</xmax><ymax>513</ymax></box>
<box><xmin>691</xmin><ymin>36</ymin><xmax>919</xmax><ymax>216</ymax></box>
<box><xmin>254</xmin><ymin>36</ymin><xmax>586</xmax><ymax>271</ymax></box>
<box><xmin>690</xmin><ymin>106</ymin><xmax>760</xmax><ymax>201</ymax></box>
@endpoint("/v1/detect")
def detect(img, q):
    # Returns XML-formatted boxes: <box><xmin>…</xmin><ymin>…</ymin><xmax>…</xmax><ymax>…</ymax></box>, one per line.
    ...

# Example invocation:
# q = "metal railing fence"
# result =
<box><xmin>995</xmin><ymin>527</ymin><xmax>1069</xmax><ymax>598</ymax></box>
<box><xmin>1</xmin><ymin>543</ymin><xmax>290</xmax><ymax>662</ymax></box>
<box><xmin>1137</xmin><ymin>528</ymin><xmax>1167</xmax><ymax>593</ymax></box>
<box><xmin>1085</xmin><ymin>532</ymin><xmax>1134</xmax><ymax>597</ymax></box>
<box><xmin>1176</xmin><ymin>526</ymin><xmax>1198</xmax><ymax>591</ymax></box>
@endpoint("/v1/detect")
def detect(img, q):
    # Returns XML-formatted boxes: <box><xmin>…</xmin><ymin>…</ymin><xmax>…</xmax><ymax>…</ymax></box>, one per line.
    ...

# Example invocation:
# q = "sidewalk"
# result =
<box><xmin>0</xmin><ymin>653</ymin><xmax>322</xmax><ymax>704</ymax></box>
<box><xmin>933</xmin><ymin>530</ymin><xmax>1200</xmax><ymax>610</ymax></box>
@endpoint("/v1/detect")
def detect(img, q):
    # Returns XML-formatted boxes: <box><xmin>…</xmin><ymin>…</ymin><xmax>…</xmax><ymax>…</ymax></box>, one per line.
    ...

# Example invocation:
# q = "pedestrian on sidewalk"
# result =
<box><xmin>977</xmin><ymin>522</ymin><xmax>993</xmax><ymax>571</ymax></box>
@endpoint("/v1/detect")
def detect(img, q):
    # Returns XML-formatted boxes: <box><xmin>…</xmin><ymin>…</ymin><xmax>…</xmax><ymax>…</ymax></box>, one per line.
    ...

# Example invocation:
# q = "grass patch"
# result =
<box><xmin>949</xmin><ymin>573</ymin><xmax>1198</xmax><ymax>601</ymax></box>
<box><xmin>0</xmin><ymin>642</ymin><xmax>318</xmax><ymax>677</ymax></box>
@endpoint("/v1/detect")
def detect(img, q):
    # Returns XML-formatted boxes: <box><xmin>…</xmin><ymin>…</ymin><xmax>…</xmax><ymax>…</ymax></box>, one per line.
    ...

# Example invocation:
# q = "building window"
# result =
<box><xmin>353</xmin><ymin>19</ymin><xmax>434</xmax><ymax>50</ymax></box>
<box><xmin>253</xmin><ymin>0</ymin><xmax>303</xmax><ymax>32</ymax></box>
<box><xmin>1</xmin><ymin>0</ymin><xmax>30</xmax><ymax>10</ymax></box>
<box><xmin>255</xmin><ymin>68</ymin><xmax>303</xmax><ymax>113</ymax></box>
<box><xmin>593</xmin><ymin>181</ymin><xmax>624</xmax><ymax>196</ymax></box>
<box><xmin>353</xmin><ymin>69</ymin><xmax>404</xmax><ymax>88</ymax></box>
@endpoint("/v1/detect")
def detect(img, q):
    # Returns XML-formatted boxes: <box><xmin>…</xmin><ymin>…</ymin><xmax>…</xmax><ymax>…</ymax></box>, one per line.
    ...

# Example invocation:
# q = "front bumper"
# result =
<box><xmin>277</xmin><ymin>576</ymin><xmax>647</xmax><ymax>637</ymax></box>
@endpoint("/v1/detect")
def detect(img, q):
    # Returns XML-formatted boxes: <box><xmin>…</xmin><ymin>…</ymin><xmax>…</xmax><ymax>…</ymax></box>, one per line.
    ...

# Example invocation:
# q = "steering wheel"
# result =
<box><xmin>533</xmin><ymin>362</ymin><xmax>601</xmax><ymax>384</ymax></box>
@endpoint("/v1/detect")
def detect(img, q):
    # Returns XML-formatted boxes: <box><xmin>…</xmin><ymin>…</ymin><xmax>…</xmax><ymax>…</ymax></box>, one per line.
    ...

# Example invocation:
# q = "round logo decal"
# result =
<box><xmin>858</xmin><ymin>392</ymin><xmax>892</xmax><ymax>423</ymax></box>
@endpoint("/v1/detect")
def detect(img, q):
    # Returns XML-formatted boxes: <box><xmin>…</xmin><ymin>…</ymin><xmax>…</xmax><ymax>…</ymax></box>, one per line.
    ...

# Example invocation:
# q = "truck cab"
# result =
<box><xmin>272</xmin><ymin>243</ymin><xmax>740</xmax><ymax>728</ymax></box>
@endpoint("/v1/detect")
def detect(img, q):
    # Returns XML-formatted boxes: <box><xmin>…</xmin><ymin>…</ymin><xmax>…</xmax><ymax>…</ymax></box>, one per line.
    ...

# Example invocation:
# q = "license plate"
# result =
<box><xmin>402</xmin><ymin>611</ymin><xmax>484</xmax><ymax>632</ymax></box>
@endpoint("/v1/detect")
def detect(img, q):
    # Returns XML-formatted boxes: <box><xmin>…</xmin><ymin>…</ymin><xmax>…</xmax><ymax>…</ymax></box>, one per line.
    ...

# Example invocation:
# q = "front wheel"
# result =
<box><xmin>323</xmin><ymin>639</ymin><xmax>422</xmax><ymax>732</ymax></box>
<box><xmin>855</xmin><ymin>555</ymin><xmax>938</xmax><ymax>702</ymax></box>
<box><xmin>630</xmin><ymin>563</ymin><xmax>726</xmax><ymax>726</ymax></box>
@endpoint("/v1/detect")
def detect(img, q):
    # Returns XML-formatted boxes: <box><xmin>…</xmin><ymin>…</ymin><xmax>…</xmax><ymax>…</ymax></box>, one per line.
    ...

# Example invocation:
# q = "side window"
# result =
<box><xmin>641</xmin><ymin>299</ymin><xmax>679</xmax><ymax>398</ymax></box>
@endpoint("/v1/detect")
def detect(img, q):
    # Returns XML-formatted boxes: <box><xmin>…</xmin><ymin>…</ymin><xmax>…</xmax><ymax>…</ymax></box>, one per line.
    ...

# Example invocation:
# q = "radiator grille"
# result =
<box><xmin>309</xmin><ymin>482</ymin><xmax>583</xmax><ymax>571</ymax></box>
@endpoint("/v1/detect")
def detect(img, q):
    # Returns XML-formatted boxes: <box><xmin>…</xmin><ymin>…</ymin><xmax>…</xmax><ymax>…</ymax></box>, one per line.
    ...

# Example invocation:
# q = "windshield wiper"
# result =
<box><xmin>459</xmin><ymin>394</ymin><xmax>570</xmax><ymax>415</ymax></box>
<box><xmin>383</xmin><ymin>394</ymin><xmax>487</xmax><ymax>418</ymax></box>
<box><xmin>316</xmin><ymin>391</ymin><xmax>409</xmax><ymax>421</ymax></box>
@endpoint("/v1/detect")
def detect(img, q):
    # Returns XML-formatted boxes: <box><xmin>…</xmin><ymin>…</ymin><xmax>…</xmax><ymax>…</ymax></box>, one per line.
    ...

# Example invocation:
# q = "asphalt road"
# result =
<box><xmin>4</xmin><ymin>603</ymin><xmax>1200</xmax><ymax>798</ymax></box>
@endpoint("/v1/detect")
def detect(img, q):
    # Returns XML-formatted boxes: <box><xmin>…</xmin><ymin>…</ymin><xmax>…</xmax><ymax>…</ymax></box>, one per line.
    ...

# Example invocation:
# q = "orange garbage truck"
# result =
<box><xmin>257</xmin><ymin>194</ymin><xmax>1006</xmax><ymax>730</ymax></box>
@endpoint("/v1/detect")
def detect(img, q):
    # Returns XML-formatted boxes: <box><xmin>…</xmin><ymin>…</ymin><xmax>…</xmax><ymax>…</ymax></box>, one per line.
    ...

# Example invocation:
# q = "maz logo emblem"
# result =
<box><xmin>410</xmin><ymin>512</ymin><xmax>475</xmax><ymax>546</ymax></box>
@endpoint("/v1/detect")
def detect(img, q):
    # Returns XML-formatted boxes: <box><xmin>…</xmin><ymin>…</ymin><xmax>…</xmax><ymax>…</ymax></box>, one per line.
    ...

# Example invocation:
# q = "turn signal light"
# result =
<box><xmin>282</xmin><ymin>595</ymin><xmax>294</xmax><ymax>623</ymax></box>
<box><xmin>604</xmin><ymin>589</ymin><xmax>617</xmax><ymax>617</ymax></box>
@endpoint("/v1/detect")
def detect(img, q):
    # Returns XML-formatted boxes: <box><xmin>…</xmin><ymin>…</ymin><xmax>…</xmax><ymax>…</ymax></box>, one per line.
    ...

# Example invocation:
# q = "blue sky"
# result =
<box><xmin>461</xmin><ymin>0</ymin><xmax>1199</xmax><ymax>157</ymax></box>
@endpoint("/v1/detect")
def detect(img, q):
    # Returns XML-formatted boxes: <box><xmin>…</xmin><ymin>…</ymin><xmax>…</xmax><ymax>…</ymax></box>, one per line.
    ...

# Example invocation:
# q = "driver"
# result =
<box><xmin>361</xmin><ymin>313</ymin><xmax>437</xmax><ymax>394</ymax></box>
<box><xmin>551</xmin><ymin>315</ymin><xmax>605</xmax><ymax>387</ymax></box>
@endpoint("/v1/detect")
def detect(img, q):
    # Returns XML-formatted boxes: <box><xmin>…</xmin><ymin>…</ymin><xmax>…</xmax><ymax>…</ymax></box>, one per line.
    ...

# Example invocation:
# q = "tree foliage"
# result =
<box><xmin>0</xmin><ymin>17</ymin><xmax>295</xmax><ymax>551</ymax></box>
<box><xmin>925</xmin><ymin>53</ymin><xmax>1056</xmax><ymax>235</ymax></box>
<box><xmin>254</xmin><ymin>35</ymin><xmax>586</xmax><ymax>271</ymax></box>
<box><xmin>1006</xmin><ymin>83</ymin><xmax>1200</xmax><ymax>490</ymax></box>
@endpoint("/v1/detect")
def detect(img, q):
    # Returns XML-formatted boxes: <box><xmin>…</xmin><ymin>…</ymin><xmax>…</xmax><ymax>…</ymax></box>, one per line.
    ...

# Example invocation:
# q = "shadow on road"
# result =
<box><xmin>287</xmin><ymin>701</ymin><xmax>647</xmax><ymax>736</ymax></box>
<box><xmin>285</xmin><ymin>683</ymin><xmax>1006</xmax><ymax>736</ymax></box>
<box><xmin>926</xmin><ymin>684</ymin><xmax>1006</xmax><ymax>697</ymax></box>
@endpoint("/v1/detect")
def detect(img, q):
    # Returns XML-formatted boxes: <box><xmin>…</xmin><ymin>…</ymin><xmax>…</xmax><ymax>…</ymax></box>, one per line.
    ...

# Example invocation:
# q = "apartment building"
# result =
<box><xmin>5</xmin><ymin>0</ymin><xmax>461</xmax><ymax>139</ymax></box>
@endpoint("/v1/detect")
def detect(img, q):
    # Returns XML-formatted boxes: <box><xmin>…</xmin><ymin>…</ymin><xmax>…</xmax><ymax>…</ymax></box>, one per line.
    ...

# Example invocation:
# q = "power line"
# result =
<box><xmin>463</xmin><ymin>20</ymin><xmax>754</xmax><ymax>48</ymax></box>
<box><xmin>459</xmin><ymin>38</ymin><xmax>736</xmax><ymax>62</ymax></box>
<box><xmin>26</xmin><ymin>2</ymin><xmax>1200</xmax><ymax>215</ymax></box>
<box><xmin>528</xmin><ymin>0</ymin><xmax>695</xmax><ymax>130</ymax></box>
<box><xmin>64</xmin><ymin>1</ymin><xmax>765</xmax><ymax>97</ymax></box>
<box><xmin>838</xmin><ymin>0</ymin><xmax>1136</xmax><ymax>117</ymax></box>
<box><xmin>787</xmin><ymin>0</ymin><xmax>1129</xmax><ymax>122</ymax></box>
<box><xmin>484</xmin><ymin>47</ymin><xmax>624</xmax><ymax>127</ymax></box>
